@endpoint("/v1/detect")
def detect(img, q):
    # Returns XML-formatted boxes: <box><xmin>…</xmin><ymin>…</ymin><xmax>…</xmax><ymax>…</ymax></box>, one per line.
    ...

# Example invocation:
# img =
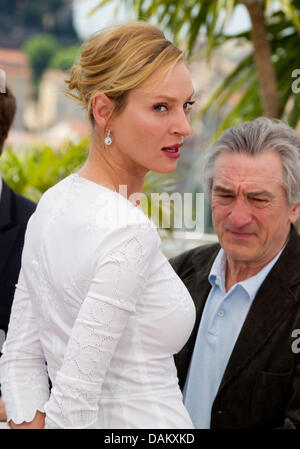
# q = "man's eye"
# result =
<box><xmin>252</xmin><ymin>198</ymin><xmax>266</xmax><ymax>202</ymax></box>
<box><xmin>153</xmin><ymin>104</ymin><xmax>167</xmax><ymax>112</ymax></box>
<box><xmin>216</xmin><ymin>194</ymin><xmax>234</xmax><ymax>203</ymax></box>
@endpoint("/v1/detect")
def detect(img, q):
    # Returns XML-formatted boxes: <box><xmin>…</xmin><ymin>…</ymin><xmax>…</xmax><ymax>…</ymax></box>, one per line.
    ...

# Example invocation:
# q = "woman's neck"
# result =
<box><xmin>77</xmin><ymin>143</ymin><xmax>146</xmax><ymax>201</ymax></box>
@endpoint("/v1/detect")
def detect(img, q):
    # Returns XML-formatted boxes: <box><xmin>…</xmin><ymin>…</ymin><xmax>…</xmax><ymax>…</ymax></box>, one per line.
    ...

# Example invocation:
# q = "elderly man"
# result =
<box><xmin>171</xmin><ymin>117</ymin><xmax>300</xmax><ymax>429</ymax></box>
<box><xmin>0</xmin><ymin>86</ymin><xmax>36</xmax><ymax>421</ymax></box>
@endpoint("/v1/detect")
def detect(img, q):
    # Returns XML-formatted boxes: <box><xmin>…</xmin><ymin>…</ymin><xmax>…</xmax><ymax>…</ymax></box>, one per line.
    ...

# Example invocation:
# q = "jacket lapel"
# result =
<box><xmin>218</xmin><ymin>226</ymin><xmax>300</xmax><ymax>393</ymax></box>
<box><xmin>0</xmin><ymin>180</ymin><xmax>12</xmax><ymax>229</ymax></box>
<box><xmin>0</xmin><ymin>181</ymin><xmax>20</xmax><ymax>277</ymax></box>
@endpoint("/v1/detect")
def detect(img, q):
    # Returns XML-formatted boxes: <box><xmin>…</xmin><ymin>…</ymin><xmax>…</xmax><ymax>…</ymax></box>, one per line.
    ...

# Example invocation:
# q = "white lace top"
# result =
<box><xmin>0</xmin><ymin>174</ymin><xmax>195</xmax><ymax>429</ymax></box>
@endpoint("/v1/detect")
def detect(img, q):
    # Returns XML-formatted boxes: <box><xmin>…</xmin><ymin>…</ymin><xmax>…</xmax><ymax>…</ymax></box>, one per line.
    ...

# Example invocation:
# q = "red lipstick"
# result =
<box><xmin>161</xmin><ymin>143</ymin><xmax>182</xmax><ymax>159</ymax></box>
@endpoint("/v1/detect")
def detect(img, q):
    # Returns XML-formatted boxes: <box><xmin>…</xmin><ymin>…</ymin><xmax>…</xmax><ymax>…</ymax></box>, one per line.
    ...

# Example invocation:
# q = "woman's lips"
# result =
<box><xmin>161</xmin><ymin>144</ymin><xmax>182</xmax><ymax>159</ymax></box>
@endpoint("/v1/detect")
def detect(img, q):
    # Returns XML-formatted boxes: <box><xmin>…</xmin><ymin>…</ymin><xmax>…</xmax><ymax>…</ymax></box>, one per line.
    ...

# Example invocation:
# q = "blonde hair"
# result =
<box><xmin>66</xmin><ymin>21</ymin><xmax>184</xmax><ymax>125</ymax></box>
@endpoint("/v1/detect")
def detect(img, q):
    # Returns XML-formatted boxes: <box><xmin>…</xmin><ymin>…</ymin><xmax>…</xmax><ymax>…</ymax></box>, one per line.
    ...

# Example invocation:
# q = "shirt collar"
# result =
<box><xmin>209</xmin><ymin>245</ymin><xmax>285</xmax><ymax>300</ymax></box>
<box><xmin>208</xmin><ymin>248</ymin><xmax>227</xmax><ymax>293</ymax></box>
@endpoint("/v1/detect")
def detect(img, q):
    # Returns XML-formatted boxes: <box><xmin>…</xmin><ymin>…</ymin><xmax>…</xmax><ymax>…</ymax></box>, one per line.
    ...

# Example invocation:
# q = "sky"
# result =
<box><xmin>72</xmin><ymin>0</ymin><xmax>251</xmax><ymax>41</ymax></box>
<box><xmin>73</xmin><ymin>0</ymin><xmax>131</xmax><ymax>40</ymax></box>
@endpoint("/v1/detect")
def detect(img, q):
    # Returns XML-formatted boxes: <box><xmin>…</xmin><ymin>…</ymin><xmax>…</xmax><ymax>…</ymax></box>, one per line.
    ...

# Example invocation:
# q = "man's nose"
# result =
<box><xmin>228</xmin><ymin>198</ymin><xmax>252</xmax><ymax>228</ymax></box>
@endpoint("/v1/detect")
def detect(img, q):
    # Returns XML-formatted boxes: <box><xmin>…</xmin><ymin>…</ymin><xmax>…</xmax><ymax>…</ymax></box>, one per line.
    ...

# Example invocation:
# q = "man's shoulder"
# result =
<box><xmin>272</xmin><ymin>226</ymin><xmax>300</xmax><ymax>285</ymax></box>
<box><xmin>12</xmin><ymin>189</ymin><xmax>36</xmax><ymax>218</ymax></box>
<box><xmin>170</xmin><ymin>242</ymin><xmax>220</xmax><ymax>279</ymax></box>
<box><xmin>3</xmin><ymin>182</ymin><xmax>36</xmax><ymax>222</ymax></box>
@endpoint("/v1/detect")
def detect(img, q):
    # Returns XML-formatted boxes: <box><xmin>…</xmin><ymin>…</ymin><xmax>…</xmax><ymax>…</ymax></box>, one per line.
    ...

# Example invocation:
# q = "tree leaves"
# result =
<box><xmin>92</xmin><ymin>0</ymin><xmax>300</xmax><ymax>134</ymax></box>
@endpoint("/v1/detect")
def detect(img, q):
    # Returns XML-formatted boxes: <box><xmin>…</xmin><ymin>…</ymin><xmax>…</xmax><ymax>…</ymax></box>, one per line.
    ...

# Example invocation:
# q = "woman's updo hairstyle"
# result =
<box><xmin>66</xmin><ymin>21</ymin><xmax>184</xmax><ymax>125</ymax></box>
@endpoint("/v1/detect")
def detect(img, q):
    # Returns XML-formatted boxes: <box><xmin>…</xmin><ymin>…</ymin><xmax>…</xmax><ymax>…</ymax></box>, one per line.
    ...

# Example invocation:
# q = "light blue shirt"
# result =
<box><xmin>183</xmin><ymin>247</ymin><xmax>284</xmax><ymax>428</ymax></box>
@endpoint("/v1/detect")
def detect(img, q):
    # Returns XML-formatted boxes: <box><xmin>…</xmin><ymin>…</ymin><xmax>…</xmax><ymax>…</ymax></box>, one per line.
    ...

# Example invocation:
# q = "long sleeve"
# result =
<box><xmin>0</xmin><ymin>270</ymin><xmax>50</xmax><ymax>424</ymax></box>
<box><xmin>44</xmin><ymin>224</ymin><xmax>160</xmax><ymax>429</ymax></box>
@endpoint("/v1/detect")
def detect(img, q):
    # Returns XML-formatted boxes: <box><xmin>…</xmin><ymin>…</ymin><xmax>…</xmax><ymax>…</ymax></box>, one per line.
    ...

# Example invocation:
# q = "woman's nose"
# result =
<box><xmin>170</xmin><ymin>110</ymin><xmax>191</xmax><ymax>137</ymax></box>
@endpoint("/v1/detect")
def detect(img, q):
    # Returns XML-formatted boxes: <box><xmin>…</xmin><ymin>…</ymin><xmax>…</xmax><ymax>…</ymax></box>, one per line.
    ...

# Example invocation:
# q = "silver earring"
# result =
<box><xmin>104</xmin><ymin>129</ymin><xmax>112</xmax><ymax>146</ymax></box>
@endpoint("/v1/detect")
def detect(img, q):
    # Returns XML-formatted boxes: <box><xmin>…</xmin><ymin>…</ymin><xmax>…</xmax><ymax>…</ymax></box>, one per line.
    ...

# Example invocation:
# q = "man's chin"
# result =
<box><xmin>221</xmin><ymin>240</ymin><xmax>257</xmax><ymax>263</ymax></box>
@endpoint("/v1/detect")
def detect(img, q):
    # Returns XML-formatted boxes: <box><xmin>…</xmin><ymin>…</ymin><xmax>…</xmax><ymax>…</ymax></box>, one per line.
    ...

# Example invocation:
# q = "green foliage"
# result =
<box><xmin>93</xmin><ymin>0</ymin><xmax>238</xmax><ymax>58</ymax></box>
<box><xmin>0</xmin><ymin>140</ymin><xmax>176</xmax><ymax>232</ymax></box>
<box><xmin>94</xmin><ymin>0</ymin><xmax>300</xmax><ymax>134</ymax></box>
<box><xmin>197</xmin><ymin>9</ymin><xmax>300</xmax><ymax>139</ymax></box>
<box><xmin>142</xmin><ymin>172</ymin><xmax>177</xmax><ymax>231</ymax></box>
<box><xmin>23</xmin><ymin>34</ymin><xmax>58</xmax><ymax>83</ymax></box>
<box><xmin>49</xmin><ymin>46</ymin><xmax>79</xmax><ymax>72</ymax></box>
<box><xmin>0</xmin><ymin>138</ymin><xmax>90</xmax><ymax>203</ymax></box>
<box><xmin>23</xmin><ymin>35</ymin><xmax>80</xmax><ymax>86</ymax></box>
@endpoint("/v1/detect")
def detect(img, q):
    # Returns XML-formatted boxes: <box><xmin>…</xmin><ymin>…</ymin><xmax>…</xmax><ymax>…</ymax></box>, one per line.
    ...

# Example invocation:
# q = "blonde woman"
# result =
<box><xmin>0</xmin><ymin>22</ymin><xmax>196</xmax><ymax>429</ymax></box>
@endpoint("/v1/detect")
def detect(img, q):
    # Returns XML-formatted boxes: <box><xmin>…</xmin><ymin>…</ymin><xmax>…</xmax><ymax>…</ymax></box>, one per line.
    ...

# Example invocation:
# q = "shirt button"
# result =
<box><xmin>218</xmin><ymin>310</ymin><xmax>225</xmax><ymax>317</ymax></box>
<box><xmin>215</xmin><ymin>279</ymin><xmax>219</xmax><ymax>286</ymax></box>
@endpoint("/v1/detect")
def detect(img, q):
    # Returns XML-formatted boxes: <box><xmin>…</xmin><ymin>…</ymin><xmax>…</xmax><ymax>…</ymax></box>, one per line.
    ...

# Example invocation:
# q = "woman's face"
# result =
<box><xmin>109</xmin><ymin>61</ymin><xmax>194</xmax><ymax>176</ymax></box>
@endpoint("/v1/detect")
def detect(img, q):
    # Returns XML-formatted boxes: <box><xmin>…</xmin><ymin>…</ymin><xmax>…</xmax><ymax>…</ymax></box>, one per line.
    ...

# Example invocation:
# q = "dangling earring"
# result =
<box><xmin>104</xmin><ymin>129</ymin><xmax>112</xmax><ymax>146</ymax></box>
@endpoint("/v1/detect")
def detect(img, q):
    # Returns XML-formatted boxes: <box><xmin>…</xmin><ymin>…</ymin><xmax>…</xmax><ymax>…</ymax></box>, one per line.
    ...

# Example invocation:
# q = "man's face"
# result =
<box><xmin>211</xmin><ymin>150</ymin><xmax>299</xmax><ymax>268</ymax></box>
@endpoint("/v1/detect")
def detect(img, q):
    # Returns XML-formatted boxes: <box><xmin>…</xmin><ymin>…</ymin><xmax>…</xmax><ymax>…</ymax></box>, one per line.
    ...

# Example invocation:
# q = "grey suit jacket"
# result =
<box><xmin>170</xmin><ymin>226</ymin><xmax>300</xmax><ymax>428</ymax></box>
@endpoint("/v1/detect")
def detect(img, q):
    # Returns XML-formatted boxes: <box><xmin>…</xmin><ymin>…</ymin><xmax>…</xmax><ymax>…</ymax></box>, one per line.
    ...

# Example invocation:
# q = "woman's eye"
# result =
<box><xmin>183</xmin><ymin>101</ymin><xmax>195</xmax><ymax>111</ymax></box>
<box><xmin>153</xmin><ymin>104</ymin><xmax>167</xmax><ymax>112</ymax></box>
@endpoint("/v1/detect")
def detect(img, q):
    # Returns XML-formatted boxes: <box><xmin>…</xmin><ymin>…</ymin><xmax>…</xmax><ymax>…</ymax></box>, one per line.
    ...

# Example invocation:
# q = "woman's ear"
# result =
<box><xmin>92</xmin><ymin>94</ymin><xmax>114</xmax><ymax>128</ymax></box>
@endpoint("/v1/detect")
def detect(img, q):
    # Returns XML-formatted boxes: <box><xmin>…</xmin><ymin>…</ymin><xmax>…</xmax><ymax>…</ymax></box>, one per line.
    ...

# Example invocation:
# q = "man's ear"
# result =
<box><xmin>92</xmin><ymin>94</ymin><xmax>114</xmax><ymax>128</ymax></box>
<box><xmin>288</xmin><ymin>203</ymin><xmax>300</xmax><ymax>224</ymax></box>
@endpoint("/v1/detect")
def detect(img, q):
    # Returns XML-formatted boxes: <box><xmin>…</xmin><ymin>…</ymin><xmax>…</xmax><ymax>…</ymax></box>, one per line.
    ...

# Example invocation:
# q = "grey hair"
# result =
<box><xmin>203</xmin><ymin>117</ymin><xmax>300</xmax><ymax>204</ymax></box>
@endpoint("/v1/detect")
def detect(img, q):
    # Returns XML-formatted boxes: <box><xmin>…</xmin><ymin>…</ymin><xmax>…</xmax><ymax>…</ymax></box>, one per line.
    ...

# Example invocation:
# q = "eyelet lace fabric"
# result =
<box><xmin>0</xmin><ymin>174</ymin><xmax>195</xmax><ymax>429</ymax></box>
<box><xmin>0</xmin><ymin>275</ymin><xmax>50</xmax><ymax>424</ymax></box>
<box><xmin>44</xmin><ymin>297</ymin><xmax>128</xmax><ymax>429</ymax></box>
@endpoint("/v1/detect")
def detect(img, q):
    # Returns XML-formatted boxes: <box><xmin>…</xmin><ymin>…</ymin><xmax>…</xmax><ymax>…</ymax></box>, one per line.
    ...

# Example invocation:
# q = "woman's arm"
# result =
<box><xmin>44</xmin><ymin>294</ymin><xmax>130</xmax><ymax>429</ymax></box>
<box><xmin>0</xmin><ymin>269</ymin><xmax>50</xmax><ymax>426</ymax></box>
<box><xmin>44</xmin><ymin>224</ymin><xmax>160</xmax><ymax>429</ymax></box>
<box><xmin>0</xmin><ymin>397</ymin><xmax>6</xmax><ymax>422</ymax></box>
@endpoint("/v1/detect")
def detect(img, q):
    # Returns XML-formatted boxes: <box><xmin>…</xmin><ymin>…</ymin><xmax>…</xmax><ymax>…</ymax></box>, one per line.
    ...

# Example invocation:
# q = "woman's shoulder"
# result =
<box><xmin>68</xmin><ymin>174</ymin><xmax>154</xmax><ymax>229</ymax></box>
<box><xmin>34</xmin><ymin>174</ymin><xmax>160</xmax><ymax>245</ymax></box>
<box><xmin>37</xmin><ymin>174</ymin><xmax>78</xmax><ymax>203</ymax></box>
